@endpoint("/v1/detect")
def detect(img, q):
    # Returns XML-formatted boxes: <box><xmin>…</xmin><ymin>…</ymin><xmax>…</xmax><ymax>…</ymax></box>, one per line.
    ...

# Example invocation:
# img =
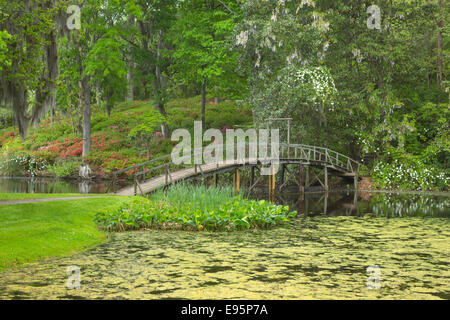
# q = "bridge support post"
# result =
<box><xmin>354</xmin><ymin>173</ymin><xmax>358</xmax><ymax>191</ymax></box>
<box><xmin>268</xmin><ymin>165</ymin><xmax>275</xmax><ymax>202</ymax></box>
<box><xmin>250</xmin><ymin>166</ymin><xmax>255</xmax><ymax>188</ymax></box>
<box><xmin>324</xmin><ymin>165</ymin><xmax>329</xmax><ymax>192</ymax></box>
<box><xmin>299</xmin><ymin>165</ymin><xmax>304</xmax><ymax>193</ymax></box>
<box><xmin>280</xmin><ymin>164</ymin><xmax>285</xmax><ymax>190</ymax></box>
<box><xmin>233</xmin><ymin>168</ymin><xmax>240</xmax><ymax>193</ymax></box>
<box><xmin>215</xmin><ymin>173</ymin><xmax>219</xmax><ymax>187</ymax></box>
<box><xmin>272</xmin><ymin>165</ymin><xmax>275</xmax><ymax>193</ymax></box>
<box><xmin>305</xmin><ymin>166</ymin><xmax>310</xmax><ymax>191</ymax></box>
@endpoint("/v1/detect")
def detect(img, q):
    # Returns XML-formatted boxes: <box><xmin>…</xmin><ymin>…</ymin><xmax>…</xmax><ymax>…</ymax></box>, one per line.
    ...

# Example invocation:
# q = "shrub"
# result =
<box><xmin>0</xmin><ymin>154</ymin><xmax>48</xmax><ymax>177</ymax></box>
<box><xmin>29</xmin><ymin>121</ymin><xmax>73</xmax><ymax>148</ymax></box>
<box><xmin>47</xmin><ymin>160</ymin><xmax>82</xmax><ymax>178</ymax></box>
<box><xmin>371</xmin><ymin>158</ymin><xmax>449</xmax><ymax>191</ymax></box>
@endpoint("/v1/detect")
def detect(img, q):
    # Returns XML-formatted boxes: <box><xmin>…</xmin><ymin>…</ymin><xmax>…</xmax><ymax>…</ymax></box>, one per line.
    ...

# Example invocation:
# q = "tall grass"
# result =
<box><xmin>150</xmin><ymin>183</ymin><xmax>236</xmax><ymax>213</ymax></box>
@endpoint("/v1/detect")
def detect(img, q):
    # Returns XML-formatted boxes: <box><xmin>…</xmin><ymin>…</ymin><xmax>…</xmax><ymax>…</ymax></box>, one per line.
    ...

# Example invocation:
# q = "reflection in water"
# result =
<box><xmin>268</xmin><ymin>192</ymin><xmax>449</xmax><ymax>218</ymax></box>
<box><xmin>0</xmin><ymin>192</ymin><xmax>448</xmax><ymax>300</ymax></box>
<box><xmin>0</xmin><ymin>177</ymin><xmax>113</xmax><ymax>194</ymax></box>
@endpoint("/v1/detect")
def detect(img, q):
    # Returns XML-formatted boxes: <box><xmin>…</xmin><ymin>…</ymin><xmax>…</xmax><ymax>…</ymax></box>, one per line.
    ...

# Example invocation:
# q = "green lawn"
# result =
<box><xmin>0</xmin><ymin>196</ymin><xmax>133</xmax><ymax>272</ymax></box>
<box><xmin>0</xmin><ymin>193</ymin><xmax>108</xmax><ymax>201</ymax></box>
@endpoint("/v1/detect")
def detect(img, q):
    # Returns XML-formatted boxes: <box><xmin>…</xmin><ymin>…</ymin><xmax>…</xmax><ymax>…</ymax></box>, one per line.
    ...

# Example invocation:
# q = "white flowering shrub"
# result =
<box><xmin>372</xmin><ymin>159</ymin><xmax>449</xmax><ymax>191</ymax></box>
<box><xmin>249</xmin><ymin>64</ymin><xmax>337</xmax><ymax>142</ymax></box>
<box><xmin>0</xmin><ymin>154</ymin><xmax>48</xmax><ymax>177</ymax></box>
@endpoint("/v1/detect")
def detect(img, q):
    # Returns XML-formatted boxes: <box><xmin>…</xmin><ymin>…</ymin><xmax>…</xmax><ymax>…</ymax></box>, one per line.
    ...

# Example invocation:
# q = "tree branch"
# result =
<box><xmin>218</xmin><ymin>0</ymin><xmax>237</xmax><ymax>15</ymax></box>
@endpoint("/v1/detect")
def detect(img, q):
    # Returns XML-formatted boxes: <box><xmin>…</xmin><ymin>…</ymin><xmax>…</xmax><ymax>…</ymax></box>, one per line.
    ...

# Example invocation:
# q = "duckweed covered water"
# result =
<box><xmin>0</xmin><ymin>192</ymin><xmax>448</xmax><ymax>300</ymax></box>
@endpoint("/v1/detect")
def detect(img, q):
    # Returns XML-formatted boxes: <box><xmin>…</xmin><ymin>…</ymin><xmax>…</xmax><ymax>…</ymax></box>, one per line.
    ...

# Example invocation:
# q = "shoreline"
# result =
<box><xmin>0</xmin><ymin>175</ymin><xmax>448</xmax><ymax>195</ymax></box>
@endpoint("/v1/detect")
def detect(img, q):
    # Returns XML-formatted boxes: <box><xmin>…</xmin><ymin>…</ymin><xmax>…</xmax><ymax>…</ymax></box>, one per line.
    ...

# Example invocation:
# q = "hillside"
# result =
<box><xmin>0</xmin><ymin>96</ymin><xmax>253</xmax><ymax>179</ymax></box>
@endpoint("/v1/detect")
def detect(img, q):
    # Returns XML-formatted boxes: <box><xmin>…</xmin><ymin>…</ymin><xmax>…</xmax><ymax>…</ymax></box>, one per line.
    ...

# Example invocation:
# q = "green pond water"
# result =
<box><xmin>0</xmin><ymin>192</ymin><xmax>448</xmax><ymax>300</ymax></box>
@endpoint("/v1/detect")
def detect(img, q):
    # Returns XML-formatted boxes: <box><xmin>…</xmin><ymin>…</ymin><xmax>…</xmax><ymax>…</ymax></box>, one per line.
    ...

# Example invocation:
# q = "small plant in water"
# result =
<box><xmin>95</xmin><ymin>184</ymin><xmax>296</xmax><ymax>231</ymax></box>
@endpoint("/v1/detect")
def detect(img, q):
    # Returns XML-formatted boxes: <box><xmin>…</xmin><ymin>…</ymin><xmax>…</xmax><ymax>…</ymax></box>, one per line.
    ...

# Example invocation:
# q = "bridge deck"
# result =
<box><xmin>117</xmin><ymin>159</ymin><xmax>251</xmax><ymax>196</ymax></box>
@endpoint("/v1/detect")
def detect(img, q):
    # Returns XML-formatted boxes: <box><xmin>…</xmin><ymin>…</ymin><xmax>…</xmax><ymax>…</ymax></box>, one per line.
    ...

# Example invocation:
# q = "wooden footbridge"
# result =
<box><xmin>112</xmin><ymin>143</ymin><xmax>360</xmax><ymax>196</ymax></box>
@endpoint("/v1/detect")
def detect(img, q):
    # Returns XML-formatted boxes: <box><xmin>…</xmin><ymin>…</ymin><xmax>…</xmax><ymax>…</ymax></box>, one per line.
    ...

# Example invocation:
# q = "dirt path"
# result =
<box><xmin>0</xmin><ymin>196</ymin><xmax>120</xmax><ymax>206</ymax></box>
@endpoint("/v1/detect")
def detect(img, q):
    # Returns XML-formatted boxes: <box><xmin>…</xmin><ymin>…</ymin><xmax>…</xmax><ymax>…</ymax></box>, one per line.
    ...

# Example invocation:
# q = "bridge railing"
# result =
<box><xmin>280</xmin><ymin>144</ymin><xmax>360</xmax><ymax>173</ymax></box>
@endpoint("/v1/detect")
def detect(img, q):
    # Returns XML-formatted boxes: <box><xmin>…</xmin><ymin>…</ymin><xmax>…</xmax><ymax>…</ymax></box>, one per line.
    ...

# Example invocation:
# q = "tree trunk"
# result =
<box><xmin>201</xmin><ymin>79</ymin><xmax>207</xmax><ymax>128</ymax></box>
<box><xmin>126</xmin><ymin>16</ymin><xmax>135</xmax><ymax>101</ymax></box>
<box><xmin>31</xmin><ymin>28</ymin><xmax>58</xmax><ymax>129</ymax></box>
<box><xmin>153</xmin><ymin>31</ymin><xmax>169</xmax><ymax>138</ymax></box>
<box><xmin>81</xmin><ymin>75</ymin><xmax>91</xmax><ymax>157</ymax></box>
<box><xmin>126</xmin><ymin>60</ymin><xmax>134</xmax><ymax>102</ymax></box>
<box><xmin>154</xmin><ymin>101</ymin><xmax>169</xmax><ymax>138</ymax></box>
<box><xmin>95</xmin><ymin>83</ymin><xmax>101</xmax><ymax>106</ymax></box>
<box><xmin>11</xmin><ymin>82</ymin><xmax>30</xmax><ymax>139</ymax></box>
<box><xmin>436</xmin><ymin>0</ymin><xmax>443</xmax><ymax>89</ymax></box>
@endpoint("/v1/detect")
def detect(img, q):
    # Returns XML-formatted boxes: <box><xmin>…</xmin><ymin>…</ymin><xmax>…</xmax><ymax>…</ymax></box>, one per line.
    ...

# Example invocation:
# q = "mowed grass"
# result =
<box><xmin>0</xmin><ymin>193</ymin><xmax>106</xmax><ymax>201</ymax></box>
<box><xmin>0</xmin><ymin>196</ymin><xmax>133</xmax><ymax>272</ymax></box>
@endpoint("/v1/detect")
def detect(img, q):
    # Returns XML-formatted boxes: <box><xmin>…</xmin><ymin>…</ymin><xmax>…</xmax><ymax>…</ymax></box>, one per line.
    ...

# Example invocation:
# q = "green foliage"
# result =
<box><xmin>47</xmin><ymin>160</ymin><xmax>82</xmax><ymax>178</ymax></box>
<box><xmin>0</xmin><ymin>30</ymin><xmax>11</xmax><ymax>70</ymax></box>
<box><xmin>0</xmin><ymin>108</ymin><xmax>14</xmax><ymax>129</ymax></box>
<box><xmin>128</xmin><ymin>110</ymin><xmax>166</xmax><ymax>149</ymax></box>
<box><xmin>95</xmin><ymin>185</ymin><xmax>296</xmax><ymax>231</ymax></box>
<box><xmin>84</xmin><ymin>29</ymin><xmax>127</xmax><ymax>113</ymax></box>
<box><xmin>151</xmin><ymin>184</ymin><xmax>236</xmax><ymax>212</ymax></box>
<box><xmin>28</xmin><ymin>120</ymin><xmax>74</xmax><ymax>148</ymax></box>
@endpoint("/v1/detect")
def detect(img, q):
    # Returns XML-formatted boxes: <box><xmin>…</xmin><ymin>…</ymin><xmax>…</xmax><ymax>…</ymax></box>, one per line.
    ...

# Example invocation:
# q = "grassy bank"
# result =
<box><xmin>0</xmin><ymin>193</ymin><xmax>107</xmax><ymax>201</ymax></box>
<box><xmin>95</xmin><ymin>184</ymin><xmax>297</xmax><ymax>232</ymax></box>
<box><xmin>0</xmin><ymin>196</ymin><xmax>133</xmax><ymax>272</ymax></box>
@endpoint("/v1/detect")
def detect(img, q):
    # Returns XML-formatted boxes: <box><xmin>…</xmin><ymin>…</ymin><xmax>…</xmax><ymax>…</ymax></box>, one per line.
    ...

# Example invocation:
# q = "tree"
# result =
<box><xmin>171</xmin><ymin>0</ymin><xmax>243</xmax><ymax>128</ymax></box>
<box><xmin>131</xmin><ymin>0</ymin><xmax>177</xmax><ymax>138</ymax></box>
<box><xmin>59</xmin><ymin>0</ymin><xmax>135</xmax><ymax>155</ymax></box>
<box><xmin>85</xmin><ymin>29</ymin><xmax>127</xmax><ymax>117</ymax></box>
<box><xmin>0</xmin><ymin>0</ymin><xmax>60</xmax><ymax>138</ymax></box>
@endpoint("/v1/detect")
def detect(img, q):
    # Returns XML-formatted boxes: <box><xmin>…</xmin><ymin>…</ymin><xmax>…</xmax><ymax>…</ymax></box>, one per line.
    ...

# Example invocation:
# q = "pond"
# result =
<box><xmin>0</xmin><ymin>176</ymin><xmax>117</xmax><ymax>194</ymax></box>
<box><xmin>0</xmin><ymin>191</ymin><xmax>448</xmax><ymax>299</ymax></box>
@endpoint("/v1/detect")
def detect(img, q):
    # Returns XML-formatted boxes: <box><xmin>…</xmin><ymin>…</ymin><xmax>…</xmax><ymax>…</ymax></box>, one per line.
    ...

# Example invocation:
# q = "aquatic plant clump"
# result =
<box><xmin>94</xmin><ymin>196</ymin><xmax>297</xmax><ymax>232</ymax></box>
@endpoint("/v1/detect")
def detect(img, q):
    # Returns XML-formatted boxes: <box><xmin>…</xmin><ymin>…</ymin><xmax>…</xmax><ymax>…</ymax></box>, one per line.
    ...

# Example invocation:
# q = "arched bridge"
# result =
<box><xmin>113</xmin><ymin>143</ymin><xmax>360</xmax><ymax>196</ymax></box>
